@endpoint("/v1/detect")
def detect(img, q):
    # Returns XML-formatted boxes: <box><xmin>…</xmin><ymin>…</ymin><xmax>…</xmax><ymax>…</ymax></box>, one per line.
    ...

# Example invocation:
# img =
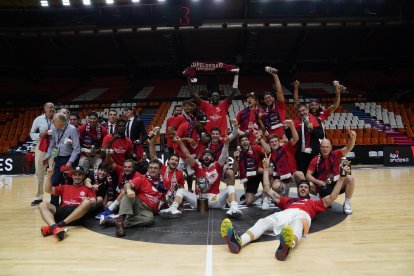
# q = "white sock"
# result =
<box><xmin>345</xmin><ymin>198</ymin><xmax>351</xmax><ymax>204</ymax></box>
<box><xmin>108</xmin><ymin>200</ymin><xmax>119</xmax><ymax>211</ymax></box>
<box><xmin>230</xmin><ymin>201</ymin><xmax>238</xmax><ymax>207</ymax></box>
<box><xmin>240</xmin><ymin>233</ymin><xmax>251</xmax><ymax>247</ymax></box>
<box><xmin>171</xmin><ymin>201</ymin><xmax>179</xmax><ymax>210</ymax></box>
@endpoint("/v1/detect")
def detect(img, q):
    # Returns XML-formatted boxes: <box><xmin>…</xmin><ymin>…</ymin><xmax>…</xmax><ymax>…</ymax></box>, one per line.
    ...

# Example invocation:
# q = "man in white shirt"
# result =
<box><xmin>29</xmin><ymin>102</ymin><xmax>55</xmax><ymax>206</ymax></box>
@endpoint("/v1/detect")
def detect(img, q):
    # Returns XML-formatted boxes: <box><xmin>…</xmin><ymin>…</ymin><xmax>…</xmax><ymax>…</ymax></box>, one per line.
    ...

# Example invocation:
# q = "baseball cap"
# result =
<box><xmin>72</xmin><ymin>166</ymin><xmax>86</xmax><ymax>174</ymax></box>
<box><xmin>197</xmin><ymin>114</ymin><xmax>208</xmax><ymax>123</ymax></box>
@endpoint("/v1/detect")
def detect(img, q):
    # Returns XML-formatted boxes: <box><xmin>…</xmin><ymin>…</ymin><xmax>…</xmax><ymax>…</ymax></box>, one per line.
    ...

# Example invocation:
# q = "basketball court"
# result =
<box><xmin>1</xmin><ymin>166</ymin><xmax>413</xmax><ymax>275</ymax></box>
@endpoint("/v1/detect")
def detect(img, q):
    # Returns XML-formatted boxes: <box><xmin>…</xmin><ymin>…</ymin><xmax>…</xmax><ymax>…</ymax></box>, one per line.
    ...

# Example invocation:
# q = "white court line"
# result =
<box><xmin>205</xmin><ymin>244</ymin><xmax>212</xmax><ymax>276</ymax></box>
<box><xmin>205</xmin><ymin>209</ymin><xmax>213</xmax><ymax>276</ymax></box>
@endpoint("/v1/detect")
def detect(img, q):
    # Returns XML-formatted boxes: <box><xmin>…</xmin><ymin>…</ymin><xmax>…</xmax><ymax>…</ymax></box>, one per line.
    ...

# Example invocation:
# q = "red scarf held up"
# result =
<box><xmin>183</xmin><ymin>61</ymin><xmax>238</xmax><ymax>78</ymax></box>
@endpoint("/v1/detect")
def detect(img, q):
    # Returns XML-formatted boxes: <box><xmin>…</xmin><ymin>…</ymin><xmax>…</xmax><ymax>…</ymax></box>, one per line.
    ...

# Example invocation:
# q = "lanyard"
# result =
<box><xmin>45</xmin><ymin>115</ymin><xmax>52</xmax><ymax>130</ymax></box>
<box><xmin>56</xmin><ymin>124</ymin><xmax>68</xmax><ymax>145</ymax></box>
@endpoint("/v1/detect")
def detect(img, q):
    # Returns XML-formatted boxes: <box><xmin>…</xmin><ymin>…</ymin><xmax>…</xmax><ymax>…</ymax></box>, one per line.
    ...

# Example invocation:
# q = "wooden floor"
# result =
<box><xmin>1</xmin><ymin>167</ymin><xmax>414</xmax><ymax>276</ymax></box>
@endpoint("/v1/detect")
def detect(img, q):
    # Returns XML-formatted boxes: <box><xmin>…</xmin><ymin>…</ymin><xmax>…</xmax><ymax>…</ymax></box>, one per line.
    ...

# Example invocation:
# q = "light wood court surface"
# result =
<box><xmin>0</xmin><ymin>167</ymin><xmax>414</xmax><ymax>276</ymax></box>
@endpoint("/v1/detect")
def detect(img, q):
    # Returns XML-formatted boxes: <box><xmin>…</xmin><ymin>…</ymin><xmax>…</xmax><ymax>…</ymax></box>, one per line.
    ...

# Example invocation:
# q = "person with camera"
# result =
<box><xmin>220</xmin><ymin>154</ymin><xmax>351</xmax><ymax>261</ymax></box>
<box><xmin>38</xmin><ymin>165</ymin><xmax>96</xmax><ymax>241</ymax></box>
<box><xmin>305</xmin><ymin>130</ymin><xmax>356</xmax><ymax>215</ymax></box>
<box><xmin>159</xmin><ymin>135</ymin><xmax>242</xmax><ymax>218</ymax></box>
<box><xmin>286</xmin><ymin>104</ymin><xmax>324</xmax><ymax>174</ymax></box>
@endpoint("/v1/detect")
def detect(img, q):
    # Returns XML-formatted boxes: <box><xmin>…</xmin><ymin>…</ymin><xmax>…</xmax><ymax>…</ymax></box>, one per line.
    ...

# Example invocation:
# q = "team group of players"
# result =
<box><xmin>33</xmin><ymin>67</ymin><xmax>356</xmax><ymax>261</ymax></box>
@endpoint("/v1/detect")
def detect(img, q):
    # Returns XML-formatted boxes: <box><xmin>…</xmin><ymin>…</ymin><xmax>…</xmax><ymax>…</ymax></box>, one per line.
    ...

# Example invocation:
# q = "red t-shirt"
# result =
<box><xmin>307</xmin><ymin>149</ymin><xmax>344</xmax><ymax>181</ymax></box>
<box><xmin>173</xmin><ymin>122</ymin><xmax>202</xmax><ymax>159</ymax></box>
<box><xmin>54</xmin><ymin>185</ymin><xmax>96</xmax><ymax>207</ymax></box>
<box><xmin>130</xmin><ymin>175</ymin><xmax>165</xmax><ymax>213</ymax></box>
<box><xmin>192</xmin><ymin>161</ymin><xmax>223</xmax><ymax>195</ymax></box>
<box><xmin>166</xmin><ymin>116</ymin><xmax>176</xmax><ymax>148</ymax></box>
<box><xmin>200</xmin><ymin>99</ymin><xmax>230</xmax><ymax>136</ymax></box>
<box><xmin>160</xmin><ymin>165</ymin><xmax>185</xmax><ymax>192</ymax></box>
<box><xmin>276</xmin><ymin>197</ymin><xmax>327</xmax><ymax>219</ymax></box>
<box><xmin>271</xmin><ymin>142</ymin><xmax>298</xmax><ymax>176</ymax></box>
<box><xmin>114</xmin><ymin>164</ymin><xmax>142</xmax><ymax>190</ymax></box>
<box><xmin>102</xmin><ymin>135</ymin><xmax>133</xmax><ymax>166</ymax></box>
<box><xmin>171</xmin><ymin>115</ymin><xmax>190</xmax><ymax>131</ymax></box>
<box><xmin>237</xmin><ymin>107</ymin><xmax>265</xmax><ymax>143</ymax></box>
<box><xmin>264</xmin><ymin>100</ymin><xmax>286</xmax><ymax>137</ymax></box>
<box><xmin>316</xmin><ymin>109</ymin><xmax>331</xmax><ymax>123</ymax></box>
<box><xmin>78</xmin><ymin>123</ymin><xmax>107</xmax><ymax>147</ymax></box>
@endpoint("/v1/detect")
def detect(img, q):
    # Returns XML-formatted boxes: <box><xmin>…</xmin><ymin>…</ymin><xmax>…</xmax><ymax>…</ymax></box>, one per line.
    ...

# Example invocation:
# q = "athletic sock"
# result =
<box><xmin>240</xmin><ymin>233</ymin><xmax>251</xmax><ymax>247</ymax></box>
<box><xmin>108</xmin><ymin>200</ymin><xmax>119</xmax><ymax>211</ymax></box>
<box><xmin>344</xmin><ymin>198</ymin><xmax>351</xmax><ymax>204</ymax></box>
<box><xmin>57</xmin><ymin>221</ymin><xmax>66</xmax><ymax>227</ymax></box>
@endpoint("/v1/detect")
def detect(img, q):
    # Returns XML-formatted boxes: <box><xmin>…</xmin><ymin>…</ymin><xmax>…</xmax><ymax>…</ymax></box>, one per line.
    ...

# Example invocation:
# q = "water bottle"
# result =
<box><xmin>340</xmin><ymin>157</ymin><xmax>350</xmax><ymax>176</ymax></box>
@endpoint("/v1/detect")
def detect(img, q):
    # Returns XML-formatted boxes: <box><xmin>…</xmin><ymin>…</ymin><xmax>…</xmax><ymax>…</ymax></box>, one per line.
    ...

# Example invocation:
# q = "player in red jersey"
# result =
<box><xmin>237</xmin><ymin>92</ymin><xmax>266</xmax><ymax>144</ymax></box>
<box><xmin>149</xmin><ymin>130</ymin><xmax>185</xmax><ymax>208</ymax></box>
<box><xmin>38</xmin><ymin>165</ymin><xmax>96</xmax><ymax>241</ymax></box>
<box><xmin>306</xmin><ymin>130</ymin><xmax>356</xmax><ymax>215</ymax></box>
<box><xmin>220</xmin><ymin>155</ymin><xmax>350</xmax><ymax>261</ymax></box>
<box><xmin>261</xmin><ymin>66</ymin><xmax>286</xmax><ymax>139</ymax></box>
<box><xmin>266</xmin><ymin>119</ymin><xmax>306</xmax><ymax>198</ymax></box>
<box><xmin>166</xmin><ymin>104</ymin><xmax>183</xmax><ymax>154</ymax></box>
<box><xmin>293</xmin><ymin>80</ymin><xmax>345</xmax><ymax>123</ymax></box>
<box><xmin>101</xmin><ymin>119</ymin><xmax>133</xmax><ymax>166</ymax></box>
<box><xmin>159</xmin><ymin>135</ymin><xmax>242</xmax><ymax>218</ymax></box>
<box><xmin>188</xmin><ymin>68</ymin><xmax>239</xmax><ymax>136</ymax></box>
<box><xmin>102</xmin><ymin>159</ymin><xmax>167</xmax><ymax>237</ymax></box>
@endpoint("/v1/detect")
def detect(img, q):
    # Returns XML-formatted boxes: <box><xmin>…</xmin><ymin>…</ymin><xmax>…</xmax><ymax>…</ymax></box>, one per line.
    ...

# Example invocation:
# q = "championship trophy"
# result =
<box><xmin>196</xmin><ymin>177</ymin><xmax>210</xmax><ymax>213</ymax></box>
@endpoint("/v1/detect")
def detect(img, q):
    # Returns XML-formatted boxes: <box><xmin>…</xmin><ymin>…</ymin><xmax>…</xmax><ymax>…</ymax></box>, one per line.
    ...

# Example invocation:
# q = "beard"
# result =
<box><xmin>202</xmin><ymin>159</ymin><xmax>213</xmax><ymax>167</ymax></box>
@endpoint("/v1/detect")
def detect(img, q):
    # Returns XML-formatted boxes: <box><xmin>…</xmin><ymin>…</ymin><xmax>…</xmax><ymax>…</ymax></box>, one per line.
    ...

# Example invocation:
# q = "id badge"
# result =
<box><xmin>51</xmin><ymin>148</ymin><xmax>60</xmax><ymax>158</ymax></box>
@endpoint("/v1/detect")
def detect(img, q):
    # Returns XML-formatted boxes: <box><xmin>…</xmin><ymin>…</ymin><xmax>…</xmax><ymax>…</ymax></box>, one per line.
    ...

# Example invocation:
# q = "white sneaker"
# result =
<box><xmin>159</xmin><ymin>207</ymin><xmax>182</xmax><ymax>219</ymax></box>
<box><xmin>226</xmin><ymin>205</ymin><xmax>242</xmax><ymax>218</ymax></box>
<box><xmin>343</xmin><ymin>202</ymin><xmax>352</xmax><ymax>215</ymax></box>
<box><xmin>261</xmin><ymin>197</ymin><xmax>270</xmax><ymax>211</ymax></box>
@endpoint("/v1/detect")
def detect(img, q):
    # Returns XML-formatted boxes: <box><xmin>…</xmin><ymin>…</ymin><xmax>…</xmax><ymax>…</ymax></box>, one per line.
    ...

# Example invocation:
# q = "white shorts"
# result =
<box><xmin>267</xmin><ymin>208</ymin><xmax>311</xmax><ymax>237</ymax></box>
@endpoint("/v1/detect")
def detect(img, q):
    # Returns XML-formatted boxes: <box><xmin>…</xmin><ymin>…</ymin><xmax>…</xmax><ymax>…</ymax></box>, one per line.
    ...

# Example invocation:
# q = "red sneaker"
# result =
<box><xmin>40</xmin><ymin>225</ymin><xmax>53</xmax><ymax>237</ymax></box>
<box><xmin>52</xmin><ymin>227</ymin><xmax>68</xmax><ymax>241</ymax></box>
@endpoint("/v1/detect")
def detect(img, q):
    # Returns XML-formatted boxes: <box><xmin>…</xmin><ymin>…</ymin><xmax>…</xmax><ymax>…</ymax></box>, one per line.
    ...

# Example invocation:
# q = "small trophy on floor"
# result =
<box><xmin>197</xmin><ymin>177</ymin><xmax>210</xmax><ymax>213</ymax></box>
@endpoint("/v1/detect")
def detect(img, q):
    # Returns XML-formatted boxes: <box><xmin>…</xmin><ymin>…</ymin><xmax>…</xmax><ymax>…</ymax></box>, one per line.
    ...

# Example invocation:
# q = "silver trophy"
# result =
<box><xmin>196</xmin><ymin>176</ymin><xmax>210</xmax><ymax>213</ymax></box>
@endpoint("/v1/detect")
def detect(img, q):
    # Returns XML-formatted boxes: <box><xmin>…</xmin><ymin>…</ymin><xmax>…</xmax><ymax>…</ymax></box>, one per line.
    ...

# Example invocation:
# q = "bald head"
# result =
<box><xmin>43</xmin><ymin>102</ymin><xmax>55</xmax><ymax>118</ymax></box>
<box><xmin>320</xmin><ymin>138</ymin><xmax>332</xmax><ymax>157</ymax></box>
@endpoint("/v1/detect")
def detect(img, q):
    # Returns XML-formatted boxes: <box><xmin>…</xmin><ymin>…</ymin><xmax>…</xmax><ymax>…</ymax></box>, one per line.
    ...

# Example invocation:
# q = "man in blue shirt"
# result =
<box><xmin>44</xmin><ymin>113</ymin><xmax>81</xmax><ymax>207</ymax></box>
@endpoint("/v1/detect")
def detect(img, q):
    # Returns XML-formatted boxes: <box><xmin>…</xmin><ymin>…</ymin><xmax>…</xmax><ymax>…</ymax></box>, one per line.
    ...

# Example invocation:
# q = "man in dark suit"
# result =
<box><xmin>124</xmin><ymin>107</ymin><xmax>148</xmax><ymax>161</ymax></box>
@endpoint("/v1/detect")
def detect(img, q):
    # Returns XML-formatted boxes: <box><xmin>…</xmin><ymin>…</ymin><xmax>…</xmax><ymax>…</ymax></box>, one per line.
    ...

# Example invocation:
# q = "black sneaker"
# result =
<box><xmin>31</xmin><ymin>199</ymin><xmax>43</xmax><ymax>206</ymax></box>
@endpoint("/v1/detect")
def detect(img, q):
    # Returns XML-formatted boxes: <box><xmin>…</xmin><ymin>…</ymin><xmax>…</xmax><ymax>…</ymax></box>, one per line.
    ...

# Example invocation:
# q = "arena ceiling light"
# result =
<box><xmin>40</xmin><ymin>0</ymin><xmax>49</xmax><ymax>7</ymax></box>
<box><xmin>106</xmin><ymin>0</ymin><xmax>114</xmax><ymax>4</ymax></box>
<box><xmin>62</xmin><ymin>0</ymin><xmax>70</xmax><ymax>6</ymax></box>
<box><xmin>83</xmin><ymin>0</ymin><xmax>91</xmax><ymax>6</ymax></box>
<box><xmin>132</xmin><ymin>0</ymin><xmax>140</xmax><ymax>3</ymax></box>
